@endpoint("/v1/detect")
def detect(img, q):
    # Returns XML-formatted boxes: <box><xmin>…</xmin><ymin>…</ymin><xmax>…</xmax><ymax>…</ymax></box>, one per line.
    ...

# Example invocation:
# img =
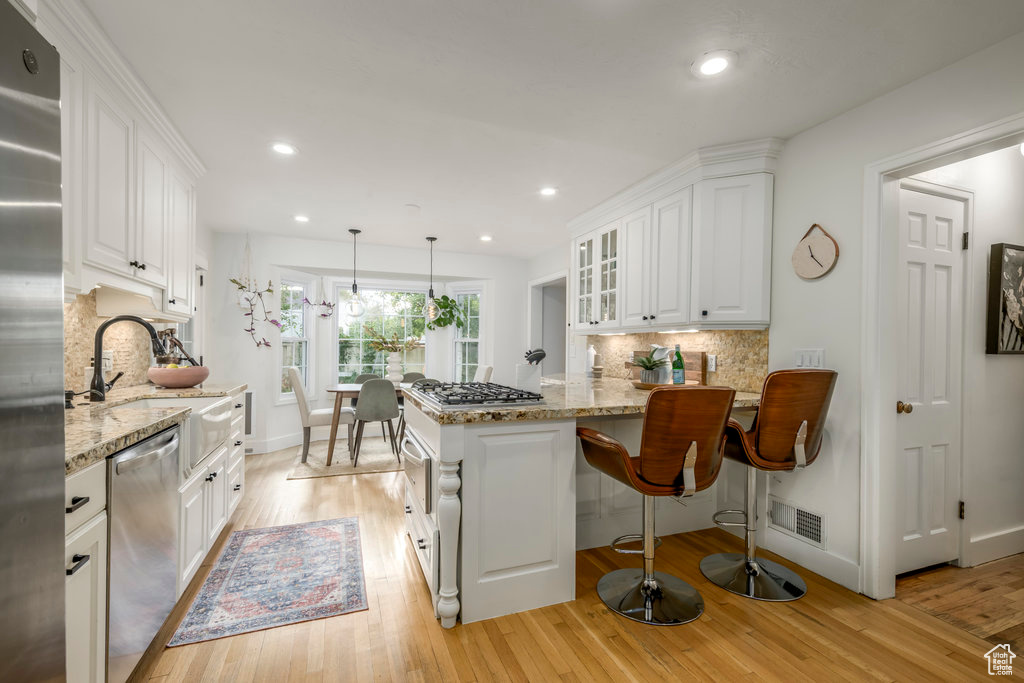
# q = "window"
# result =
<box><xmin>453</xmin><ymin>291</ymin><xmax>481</xmax><ymax>382</ymax></box>
<box><xmin>279</xmin><ymin>280</ymin><xmax>309</xmax><ymax>395</ymax></box>
<box><xmin>337</xmin><ymin>288</ymin><xmax>426</xmax><ymax>382</ymax></box>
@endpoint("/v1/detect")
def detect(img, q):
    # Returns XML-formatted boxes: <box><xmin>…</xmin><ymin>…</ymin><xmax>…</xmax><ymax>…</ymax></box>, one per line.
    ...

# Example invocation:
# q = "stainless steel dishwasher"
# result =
<box><xmin>107</xmin><ymin>426</ymin><xmax>180</xmax><ymax>683</ymax></box>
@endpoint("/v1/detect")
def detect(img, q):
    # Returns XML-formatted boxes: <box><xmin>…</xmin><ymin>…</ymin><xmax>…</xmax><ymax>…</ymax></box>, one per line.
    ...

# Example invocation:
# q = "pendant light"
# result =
<box><xmin>344</xmin><ymin>228</ymin><xmax>366</xmax><ymax>319</ymax></box>
<box><xmin>424</xmin><ymin>236</ymin><xmax>439</xmax><ymax>322</ymax></box>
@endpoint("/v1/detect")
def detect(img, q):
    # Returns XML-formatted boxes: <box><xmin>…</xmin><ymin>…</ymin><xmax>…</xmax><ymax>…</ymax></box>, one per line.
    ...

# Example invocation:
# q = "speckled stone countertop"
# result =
<box><xmin>403</xmin><ymin>376</ymin><xmax>760</xmax><ymax>426</ymax></box>
<box><xmin>64</xmin><ymin>382</ymin><xmax>248</xmax><ymax>477</ymax></box>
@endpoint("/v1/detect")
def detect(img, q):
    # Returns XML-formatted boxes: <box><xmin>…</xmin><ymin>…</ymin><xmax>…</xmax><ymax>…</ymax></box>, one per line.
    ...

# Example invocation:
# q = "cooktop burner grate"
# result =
<box><xmin>414</xmin><ymin>382</ymin><xmax>543</xmax><ymax>407</ymax></box>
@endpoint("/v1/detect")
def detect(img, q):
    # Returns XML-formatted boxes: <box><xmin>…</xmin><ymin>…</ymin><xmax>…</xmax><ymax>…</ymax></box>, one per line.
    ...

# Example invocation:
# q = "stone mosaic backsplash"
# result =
<box><xmin>588</xmin><ymin>329</ymin><xmax>768</xmax><ymax>394</ymax></box>
<box><xmin>64</xmin><ymin>290</ymin><xmax>153</xmax><ymax>392</ymax></box>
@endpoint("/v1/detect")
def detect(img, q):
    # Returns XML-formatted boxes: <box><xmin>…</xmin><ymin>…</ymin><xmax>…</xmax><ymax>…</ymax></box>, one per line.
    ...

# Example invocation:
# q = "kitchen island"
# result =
<box><xmin>401</xmin><ymin>377</ymin><xmax>759</xmax><ymax>628</ymax></box>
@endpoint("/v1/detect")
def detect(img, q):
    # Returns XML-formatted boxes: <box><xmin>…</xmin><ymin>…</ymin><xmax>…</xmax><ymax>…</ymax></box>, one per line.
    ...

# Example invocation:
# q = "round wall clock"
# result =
<box><xmin>791</xmin><ymin>223</ymin><xmax>839</xmax><ymax>280</ymax></box>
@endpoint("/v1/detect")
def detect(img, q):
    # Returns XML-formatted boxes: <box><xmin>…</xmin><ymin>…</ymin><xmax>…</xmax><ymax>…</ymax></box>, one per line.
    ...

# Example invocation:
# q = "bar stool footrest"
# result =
<box><xmin>712</xmin><ymin>509</ymin><xmax>747</xmax><ymax>528</ymax></box>
<box><xmin>610</xmin><ymin>533</ymin><xmax>662</xmax><ymax>555</ymax></box>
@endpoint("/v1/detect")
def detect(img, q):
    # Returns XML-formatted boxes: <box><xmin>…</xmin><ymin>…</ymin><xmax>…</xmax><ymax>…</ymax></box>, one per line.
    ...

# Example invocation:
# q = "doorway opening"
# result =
<box><xmin>527</xmin><ymin>271</ymin><xmax>568</xmax><ymax>378</ymax></box>
<box><xmin>863</xmin><ymin>118</ymin><xmax>1024</xmax><ymax>600</ymax></box>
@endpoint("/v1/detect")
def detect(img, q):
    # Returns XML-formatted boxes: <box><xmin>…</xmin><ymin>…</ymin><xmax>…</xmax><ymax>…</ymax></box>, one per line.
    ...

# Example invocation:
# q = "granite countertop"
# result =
<box><xmin>64</xmin><ymin>382</ymin><xmax>248</xmax><ymax>477</ymax></box>
<box><xmin>403</xmin><ymin>376</ymin><xmax>760</xmax><ymax>426</ymax></box>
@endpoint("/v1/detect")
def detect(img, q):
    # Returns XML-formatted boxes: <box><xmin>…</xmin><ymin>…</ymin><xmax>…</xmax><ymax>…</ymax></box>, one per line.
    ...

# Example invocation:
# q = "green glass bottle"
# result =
<box><xmin>672</xmin><ymin>344</ymin><xmax>685</xmax><ymax>384</ymax></box>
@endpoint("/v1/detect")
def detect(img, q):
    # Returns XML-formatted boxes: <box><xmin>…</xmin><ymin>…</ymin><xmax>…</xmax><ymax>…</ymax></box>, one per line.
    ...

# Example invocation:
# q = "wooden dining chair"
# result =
<box><xmin>352</xmin><ymin>379</ymin><xmax>402</xmax><ymax>466</ymax></box>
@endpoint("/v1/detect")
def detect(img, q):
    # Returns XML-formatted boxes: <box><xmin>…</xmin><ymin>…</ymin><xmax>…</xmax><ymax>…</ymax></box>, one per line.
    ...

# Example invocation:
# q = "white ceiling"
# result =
<box><xmin>81</xmin><ymin>0</ymin><xmax>1024</xmax><ymax>258</ymax></box>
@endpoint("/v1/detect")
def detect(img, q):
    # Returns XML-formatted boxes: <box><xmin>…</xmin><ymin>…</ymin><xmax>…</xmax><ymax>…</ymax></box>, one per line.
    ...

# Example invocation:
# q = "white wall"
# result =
<box><xmin>205</xmin><ymin>232</ymin><xmax>529</xmax><ymax>453</ymax></box>
<box><xmin>541</xmin><ymin>284</ymin><xmax>566</xmax><ymax>375</ymax></box>
<box><xmin>764</xmin><ymin>31</ymin><xmax>1024</xmax><ymax>589</ymax></box>
<box><xmin>914</xmin><ymin>146</ymin><xmax>1024</xmax><ymax>564</ymax></box>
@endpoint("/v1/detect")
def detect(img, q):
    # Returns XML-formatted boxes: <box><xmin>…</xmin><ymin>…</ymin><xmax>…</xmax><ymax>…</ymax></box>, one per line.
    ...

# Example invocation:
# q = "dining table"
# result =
<box><xmin>324</xmin><ymin>382</ymin><xmax>412</xmax><ymax>465</ymax></box>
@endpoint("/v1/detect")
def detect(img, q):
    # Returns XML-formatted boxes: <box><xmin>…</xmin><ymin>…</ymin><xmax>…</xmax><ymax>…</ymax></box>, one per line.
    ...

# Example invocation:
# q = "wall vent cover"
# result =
<box><xmin>768</xmin><ymin>495</ymin><xmax>826</xmax><ymax>549</ymax></box>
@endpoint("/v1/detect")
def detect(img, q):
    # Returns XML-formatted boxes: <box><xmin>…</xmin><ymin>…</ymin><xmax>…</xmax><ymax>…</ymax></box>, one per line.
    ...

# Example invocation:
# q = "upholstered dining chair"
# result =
<box><xmin>700</xmin><ymin>369</ymin><xmax>837</xmax><ymax>602</ymax></box>
<box><xmin>352</xmin><ymin>379</ymin><xmax>402</xmax><ymax>466</ymax></box>
<box><xmin>288</xmin><ymin>367</ymin><xmax>354</xmax><ymax>463</ymax></box>
<box><xmin>576</xmin><ymin>385</ymin><xmax>736</xmax><ymax>625</ymax></box>
<box><xmin>473</xmin><ymin>365</ymin><xmax>493</xmax><ymax>383</ymax></box>
<box><xmin>402</xmin><ymin>372</ymin><xmax>426</xmax><ymax>382</ymax></box>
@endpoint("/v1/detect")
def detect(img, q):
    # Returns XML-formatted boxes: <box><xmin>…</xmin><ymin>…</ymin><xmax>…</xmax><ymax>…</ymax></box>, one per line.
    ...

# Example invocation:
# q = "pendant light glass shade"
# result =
<box><xmin>345</xmin><ymin>228</ymin><xmax>366</xmax><ymax>320</ymax></box>
<box><xmin>424</xmin><ymin>236</ymin><xmax>439</xmax><ymax>321</ymax></box>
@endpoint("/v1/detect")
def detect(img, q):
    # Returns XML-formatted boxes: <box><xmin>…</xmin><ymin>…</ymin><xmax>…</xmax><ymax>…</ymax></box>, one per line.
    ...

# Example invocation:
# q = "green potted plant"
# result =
<box><xmin>633</xmin><ymin>351</ymin><xmax>669</xmax><ymax>385</ymax></box>
<box><xmin>426</xmin><ymin>295</ymin><xmax>468</xmax><ymax>331</ymax></box>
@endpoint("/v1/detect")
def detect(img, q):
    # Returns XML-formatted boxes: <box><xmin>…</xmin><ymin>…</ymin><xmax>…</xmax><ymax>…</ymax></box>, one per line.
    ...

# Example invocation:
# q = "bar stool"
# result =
<box><xmin>576</xmin><ymin>385</ymin><xmax>736</xmax><ymax>625</ymax></box>
<box><xmin>700</xmin><ymin>369</ymin><xmax>837</xmax><ymax>601</ymax></box>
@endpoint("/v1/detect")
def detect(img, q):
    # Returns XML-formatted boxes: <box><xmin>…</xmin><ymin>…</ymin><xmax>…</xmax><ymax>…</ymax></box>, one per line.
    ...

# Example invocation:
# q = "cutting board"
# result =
<box><xmin>626</xmin><ymin>350</ymin><xmax>706</xmax><ymax>385</ymax></box>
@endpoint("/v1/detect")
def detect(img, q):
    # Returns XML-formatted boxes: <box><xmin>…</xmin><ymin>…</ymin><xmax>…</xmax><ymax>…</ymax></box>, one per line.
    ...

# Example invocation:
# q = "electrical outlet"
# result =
<box><xmin>707</xmin><ymin>355</ymin><xmax>717</xmax><ymax>372</ymax></box>
<box><xmin>101</xmin><ymin>350</ymin><xmax>113</xmax><ymax>373</ymax></box>
<box><xmin>793</xmin><ymin>348</ymin><xmax>825</xmax><ymax>368</ymax></box>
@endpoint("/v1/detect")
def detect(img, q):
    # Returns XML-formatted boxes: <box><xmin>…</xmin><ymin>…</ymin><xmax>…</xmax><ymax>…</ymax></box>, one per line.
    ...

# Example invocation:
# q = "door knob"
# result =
<box><xmin>897</xmin><ymin>401</ymin><xmax>914</xmax><ymax>414</ymax></box>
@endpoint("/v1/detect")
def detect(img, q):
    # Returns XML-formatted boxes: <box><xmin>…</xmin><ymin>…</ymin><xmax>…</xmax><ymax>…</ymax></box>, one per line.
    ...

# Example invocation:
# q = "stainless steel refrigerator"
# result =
<box><xmin>0</xmin><ymin>2</ymin><xmax>67</xmax><ymax>681</ymax></box>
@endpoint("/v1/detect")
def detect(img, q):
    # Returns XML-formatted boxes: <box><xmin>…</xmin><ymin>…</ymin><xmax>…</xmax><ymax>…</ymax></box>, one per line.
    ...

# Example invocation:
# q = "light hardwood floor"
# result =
<box><xmin>897</xmin><ymin>553</ymin><xmax>1024</xmax><ymax>655</ymax></box>
<box><xmin>139</xmin><ymin>446</ymin><xmax>1023</xmax><ymax>682</ymax></box>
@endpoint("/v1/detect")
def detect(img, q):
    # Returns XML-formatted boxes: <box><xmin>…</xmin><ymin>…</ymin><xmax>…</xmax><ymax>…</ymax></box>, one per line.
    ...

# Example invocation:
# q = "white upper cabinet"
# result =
<box><xmin>568</xmin><ymin>139</ymin><xmax>779</xmax><ymax>333</ymax></box>
<box><xmin>166</xmin><ymin>170</ymin><xmax>194</xmax><ymax>316</ymax></box>
<box><xmin>58</xmin><ymin>47</ymin><xmax>83</xmax><ymax>297</ymax></box>
<box><xmin>574</xmin><ymin>221</ymin><xmax>621</xmax><ymax>330</ymax></box>
<box><xmin>83</xmin><ymin>74</ymin><xmax>134</xmax><ymax>277</ymax></box>
<box><xmin>134</xmin><ymin>131</ymin><xmax>170</xmax><ymax>287</ymax></box>
<box><xmin>690</xmin><ymin>173</ymin><xmax>773</xmax><ymax>326</ymax></box>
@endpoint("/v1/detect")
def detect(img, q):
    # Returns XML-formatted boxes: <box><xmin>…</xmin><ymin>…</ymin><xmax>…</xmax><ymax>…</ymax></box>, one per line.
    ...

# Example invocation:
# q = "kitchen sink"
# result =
<box><xmin>111</xmin><ymin>396</ymin><xmax>233</xmax><ymax>472</ymax></box>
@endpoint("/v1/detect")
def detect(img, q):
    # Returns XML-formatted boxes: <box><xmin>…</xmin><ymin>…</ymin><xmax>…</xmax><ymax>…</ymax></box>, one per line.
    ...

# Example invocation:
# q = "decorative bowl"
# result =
<box><xmin>148</xmin><ymin>365</ymin><xmax>210</xmax><ymax>389</ymax></box>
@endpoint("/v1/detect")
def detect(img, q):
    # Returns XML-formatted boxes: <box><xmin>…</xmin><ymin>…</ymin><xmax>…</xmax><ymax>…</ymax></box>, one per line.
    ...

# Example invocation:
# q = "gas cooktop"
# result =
<box><xmin>410</xmin><ymin>382</ymin><xmax>544</xmax><ymax>409</ymax></box>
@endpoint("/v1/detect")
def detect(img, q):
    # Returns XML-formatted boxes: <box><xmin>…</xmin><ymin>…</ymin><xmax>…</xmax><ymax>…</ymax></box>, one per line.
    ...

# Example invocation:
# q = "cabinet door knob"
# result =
<box><xmin>65</xmin><ymin>495</ymin><xmax>90</xmax><ymax>514</ymax></box>
<box><xmin>138</xmin><ymin>263</ymin><xmax>146</xmax><ymax>270</ymax></box>
<box><xmin>233</xmin><ymin>484</ymin><xmax>241</xmax><ymax>491</ymax></box>
<box><xmin>417</xmin><ymin>538</ymin><xmax>427</xmax><ymax>550</ymax></box>
<box><xmin>405</xmin><ymin>505</ymin><xmax>412</xmax><ymax>514</ymax></box>
<box><xmin>234</xmin><ymin>403</ymin><xmax>244</xmax><ymax>409</ymax></box>
<box><xmin>701</xmin><ymin>310</ymin><xmax>708</xmax><ymax>317</ymax></box>
<box><xmin>205</xmin><ymin>474</ymin><xmax>214</xmax><ymax>482</ymax></box>
<box><xmin>650</xmin><ymin>315</ymin><xmax>656</xmax><ymax>320</ymax></box>
<box><xmin>168</xmin><ymin>299</ymin><xmax>176</xmax><ymax>305</ymax></box>
<box><xmin>642</xmin><ymin>316</ymin><xmax>648</xmax><ymax>321</ymax></box>
<box><xmin>129</xmin><ymin>260</ymin><xmax>139</xmax><ymax>268</ymax></box>
<box><xmin>234</xmin><ymin>440</ymin><xmax>243</xmax><ymax>447</ymax></box>
<box><xmin>66</xmin><ymin>553</ymin><xmax>90</xmax><ymax>576</ymax></box>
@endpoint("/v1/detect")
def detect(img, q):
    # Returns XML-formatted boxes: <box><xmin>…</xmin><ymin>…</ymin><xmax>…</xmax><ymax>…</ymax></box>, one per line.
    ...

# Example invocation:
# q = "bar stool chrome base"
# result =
<box><xmin>597</xmin><ymin>568</ymin><xmax>704</xmax><ymax>625</ymax></box>
<box><xmin>700</xmin><ymin>553</ymin><xmax>807</xmax><ymax>602</ymax></box>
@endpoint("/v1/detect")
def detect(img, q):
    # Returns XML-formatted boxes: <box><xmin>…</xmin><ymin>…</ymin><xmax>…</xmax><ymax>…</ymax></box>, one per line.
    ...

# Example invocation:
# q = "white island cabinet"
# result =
<box><xmin>400</xmin><ymin>378</ymin><xmax>760</xmax><ymax>627</ymax></box>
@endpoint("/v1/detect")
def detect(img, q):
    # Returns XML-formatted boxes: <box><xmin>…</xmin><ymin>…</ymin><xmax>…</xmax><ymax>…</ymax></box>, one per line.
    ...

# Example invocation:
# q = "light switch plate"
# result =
<box><xmin>793</xmin><ymin>348</ymin><xmax>825</xmax><ymax>369</ymax></box>
<box><xmin>707</xmin><ymin>355</ymin><xmax>717</xmax><ymax>372</ymax></box>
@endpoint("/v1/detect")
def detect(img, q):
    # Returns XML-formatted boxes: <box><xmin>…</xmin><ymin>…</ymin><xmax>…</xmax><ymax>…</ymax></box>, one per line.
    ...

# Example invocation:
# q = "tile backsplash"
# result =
<box><xmin>588</xmin><ymin>329</ymin><xmax>768</xmax><ymax>393</ymax></box>
<box><xmin>64</xmin><ymin>290</ymin><xmax>152</xmax><ymax>391</ymax></box>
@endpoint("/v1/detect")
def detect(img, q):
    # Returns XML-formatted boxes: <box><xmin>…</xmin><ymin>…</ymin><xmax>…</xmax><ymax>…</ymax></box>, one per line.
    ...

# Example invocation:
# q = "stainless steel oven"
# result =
<box><xmin>401</xmin><ymin>432</ymin><xmax>432</xmax><ymax>514</ymax></box>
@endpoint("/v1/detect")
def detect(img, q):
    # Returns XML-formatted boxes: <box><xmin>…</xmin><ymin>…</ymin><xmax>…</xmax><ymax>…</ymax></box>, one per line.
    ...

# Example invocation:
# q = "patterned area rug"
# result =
<box><xmin>168</xmin><ymin>517</ymin><xmax>367</xmax><ymax>645</ymax></box>
<box><xmin>287</xmin><ymin>436</ymin><xmax>404</xmax><ymax>480</ymax></box>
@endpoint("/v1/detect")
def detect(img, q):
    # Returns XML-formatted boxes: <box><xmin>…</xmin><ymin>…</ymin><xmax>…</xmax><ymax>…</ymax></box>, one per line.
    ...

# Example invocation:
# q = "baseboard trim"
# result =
<box><xmin>763</xmin><ymin>527</ymin><xmax>860</xmax><ymax>592</ymax></box>
<box><xmin>247</xmin><ymin>426</ymin><xmax>346</xmax><ymax>455</ymax></box>
<box><xmin>966</xmin><ymin>524</ymin><xmax>1024</xmax><ymax>566</ymax></box>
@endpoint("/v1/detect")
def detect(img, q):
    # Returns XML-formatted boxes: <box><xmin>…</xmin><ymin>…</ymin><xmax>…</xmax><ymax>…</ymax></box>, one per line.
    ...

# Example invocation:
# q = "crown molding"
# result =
<box><xmin>567</xmin><ymin>137</ymin><xmax>784</xmax><ymax>236</ymax></box>
<box><xmin>39</xmin><ymin>0</ymin><xmax>206</xmax><ymax>179</ymax></box>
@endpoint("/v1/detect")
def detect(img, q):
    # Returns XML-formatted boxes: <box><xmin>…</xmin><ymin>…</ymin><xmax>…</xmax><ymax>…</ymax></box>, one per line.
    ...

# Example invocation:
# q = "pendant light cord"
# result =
<box><xmin>349</xmin><ymin>228</ymin><xmax>361</xmax><ymax>295</ymax></box>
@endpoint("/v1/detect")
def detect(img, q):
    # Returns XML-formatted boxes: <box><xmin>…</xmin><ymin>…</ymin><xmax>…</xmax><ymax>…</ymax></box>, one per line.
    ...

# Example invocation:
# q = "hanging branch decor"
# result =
<box><xmin>230</xmin><ymin>238</ymin><xmax>281</xmax><ymax>348</ymax></box>
<box><xmin>303</xmin><ymin>277</ymin><xmax>336</xmax><ymax>319</ymax></box>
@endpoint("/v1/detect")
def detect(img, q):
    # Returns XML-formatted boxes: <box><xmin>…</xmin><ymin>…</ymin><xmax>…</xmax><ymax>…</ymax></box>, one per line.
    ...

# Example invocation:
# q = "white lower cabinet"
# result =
<box><xmin>65</xmin><ymin>511</ymin><xmax>107</xmax><ymax>683</ymax></box>
<box><xmin>178</xmin><ymin>469</ymin><xmax>207</xmax><ymax>594</ymax></box>
<box><xmin>205</xmin><ymin>448</ymin><xmax>229</xmax><ymax>547</ymax></box>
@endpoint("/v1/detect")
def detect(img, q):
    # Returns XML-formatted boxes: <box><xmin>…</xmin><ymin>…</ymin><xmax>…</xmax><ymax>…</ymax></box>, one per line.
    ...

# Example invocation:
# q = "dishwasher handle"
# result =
<box><xmin>114</xmin><ymin>431</ymin><xmax>179</xmax><ymax>475</ymax></box>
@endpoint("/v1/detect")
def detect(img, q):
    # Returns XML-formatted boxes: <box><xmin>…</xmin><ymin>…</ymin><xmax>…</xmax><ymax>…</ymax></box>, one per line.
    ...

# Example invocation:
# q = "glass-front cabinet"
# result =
<box><xmin>573</xmin><ymin>221</ymin><xmax>621</xmax><ymax>331</ymax></box>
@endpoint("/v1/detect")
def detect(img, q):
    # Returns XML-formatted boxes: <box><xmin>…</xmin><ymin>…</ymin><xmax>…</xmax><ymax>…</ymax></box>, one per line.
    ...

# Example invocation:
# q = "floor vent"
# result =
<box><xmin>768</xmin><ymin>495</ymin><xmax>826</xmax><ymax>549</ymax></box>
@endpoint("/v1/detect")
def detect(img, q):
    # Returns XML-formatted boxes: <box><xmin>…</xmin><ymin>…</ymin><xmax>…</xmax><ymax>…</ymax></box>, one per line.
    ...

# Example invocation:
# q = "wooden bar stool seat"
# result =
<box><xmin>700</xmin><ymin>369</ymin><xmax>837</xmax><ymax>601</ymax></box>
<box><xmin>576</xmin><ymin>385</ymin><xmax>736</xmax><ymax>625</ymax></box>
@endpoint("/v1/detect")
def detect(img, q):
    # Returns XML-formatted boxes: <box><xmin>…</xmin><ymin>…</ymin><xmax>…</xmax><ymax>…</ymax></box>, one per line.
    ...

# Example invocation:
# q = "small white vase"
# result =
<box><xmin>386</xmin><ymin>351</ymin><xmax>403</xmax><ymax>383</ymax></box>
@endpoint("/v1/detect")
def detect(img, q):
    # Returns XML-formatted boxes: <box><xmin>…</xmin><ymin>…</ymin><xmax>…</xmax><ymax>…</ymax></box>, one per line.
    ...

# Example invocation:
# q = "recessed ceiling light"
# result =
<box><xmin>294</xmin><ymin>215</ymin><xmax>310</xmax><ymax>223</ymax></box>
<box><xmin>540</xmin><ymin>187</ymin><xmax>558</xmax><ymax>197</ymax></box>
<box><xmin>691</xmin><ymin>50</ymin><xmax>736</xmax><ymax>78</ymax></box>
<box><xmin>272</xmin><ymin>142</ymin><xmax>297</xmax><ymax>155</ymax></box>
<box><xmin>480</xmin><ymin>235</ymin><xmax>492</xmax><ymax>242</ymax></box>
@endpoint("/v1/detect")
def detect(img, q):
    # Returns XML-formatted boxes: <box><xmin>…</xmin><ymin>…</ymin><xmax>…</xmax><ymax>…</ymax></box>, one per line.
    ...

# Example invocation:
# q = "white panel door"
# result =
<box><xmin>691</xmin><ymin>173</ymin><xmax>772</xmax><ymax>324</ymax></box>
<box><xmin>65</xmin><ymin>512</ymin><xmax>107</xmax><ymax>683</ymax></box>
<box><xmin>894</xmin><ymin>185</ymin><xmax>964</xmax><ymax>575</ymax></box>
<box><xmin>134</xmin><ymin>132</ymin><xmax>169</xmax><ymax>287</ymax></box>
<box><xmin>595</xmin><ymin>221</ymin><xmax>621</xmax><ymax>329</ymax></box>
<box><xmin>574</xmin><ymin>234</ymin><xmax>595</xmax><ymax>327</ymax></box>
<box><xmin>83</xmin><ymin>76</ymin><xmax>134</xmax><ymax>276</ymax></box>
<box><xmin>206</xmin><ymin>448</ymin><xmax>229</xmax><ymax>546</ymax></box>
<box><xmin>622</xmin><ymin>207</ymin><xmax>652</xmax><ymax>327</ymax></box>
<box><xmin>178</xmin><ymin>471</ymin><xmax>206</xmax><ymax>594</ymax></box>
<box><xmin>651</xmin><ymin>188</ymin><xmax>692</xmax><ymax>325</ymax></box>
<box><xmin>166</xmin><ymin>170</ymin><xmax>193</xmax><ymax>316</ymax></box>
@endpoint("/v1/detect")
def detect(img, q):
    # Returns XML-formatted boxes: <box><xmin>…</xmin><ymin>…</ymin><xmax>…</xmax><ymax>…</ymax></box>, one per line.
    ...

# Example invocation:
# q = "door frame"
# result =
<box><xmin>526</xmin><ymin>270</ymin><xmax>569</xmax><ymax>376</ymax></box>
<box><xmin>860</xmin><ymin>111</ymin><xmax>1024</xmax><ymax>599</ymax></box>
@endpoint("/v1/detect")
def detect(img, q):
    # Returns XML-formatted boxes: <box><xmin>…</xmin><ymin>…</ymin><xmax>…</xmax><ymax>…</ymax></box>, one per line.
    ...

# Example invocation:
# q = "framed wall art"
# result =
<box><xmin>986</xmin><ymin>243</ymin><xmax>1024</xmax><ymax>354</ymax></box>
